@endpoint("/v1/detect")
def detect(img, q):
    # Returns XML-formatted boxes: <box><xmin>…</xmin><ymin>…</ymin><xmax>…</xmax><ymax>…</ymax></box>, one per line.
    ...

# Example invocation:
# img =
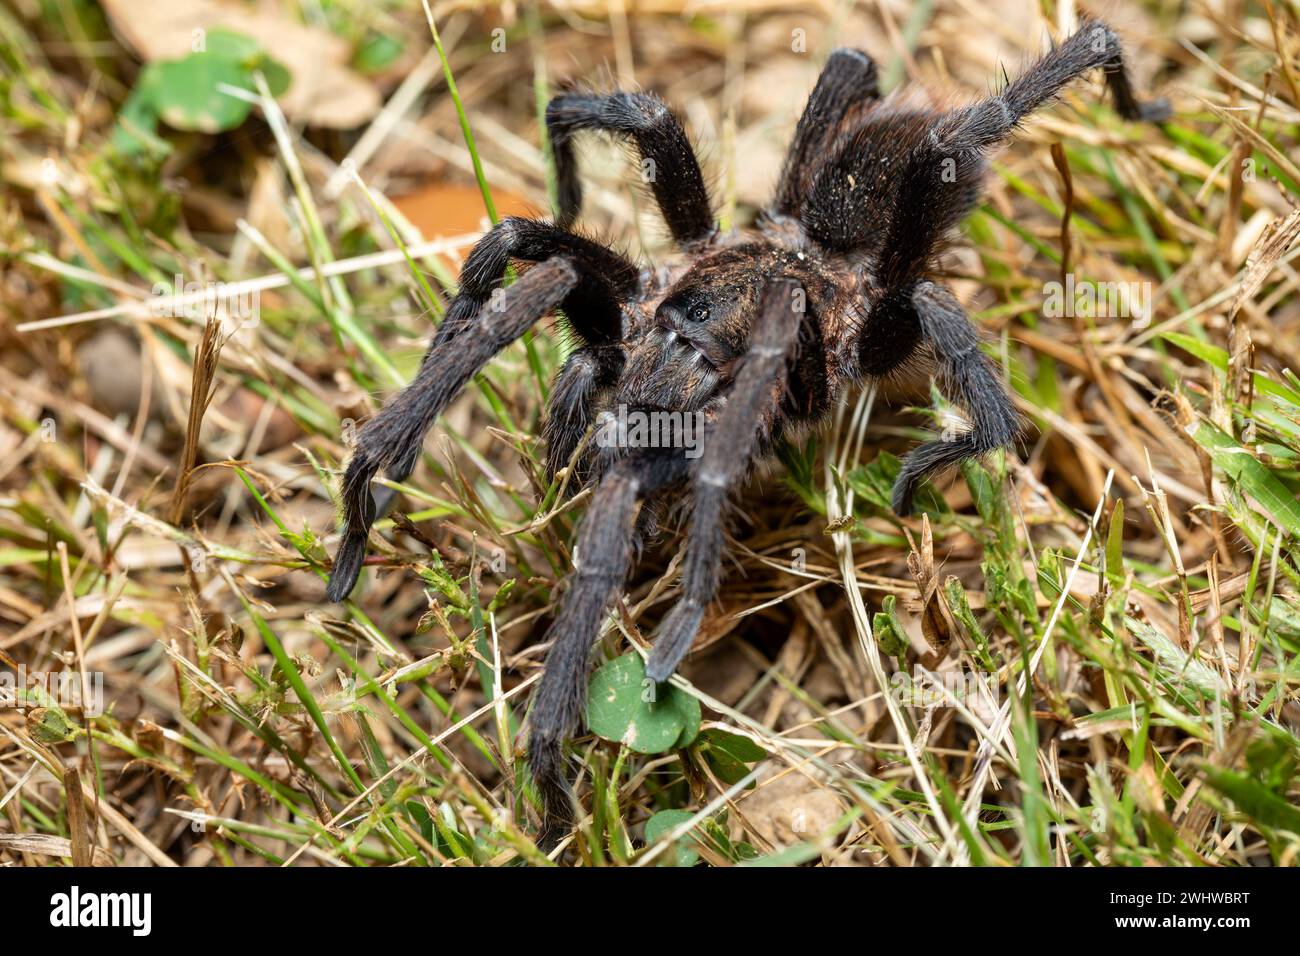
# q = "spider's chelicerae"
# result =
<box><xmin>326</xmin><ymin>18</ymin><xmax>1167</xmax><ymax>848</ymax></box>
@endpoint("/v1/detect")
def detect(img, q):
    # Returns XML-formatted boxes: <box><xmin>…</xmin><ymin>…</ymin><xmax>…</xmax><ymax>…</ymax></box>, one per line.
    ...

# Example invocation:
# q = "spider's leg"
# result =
<box><xmin>528</xmin><ymin>448</ymin><xmax>692</xmax><ymax>850</ymax></box>
<box><xmin>887</xmin><ymin>18</ymin><xmax>1166</xmax><ymax>280</ymax></box>
<box><xmin>805</xmin><ymin>18</ymin><xmax>1166</xmax><ymax>265</ymax></box>
<box><xmin>1001</xmin><ymin>18</ymin><xmax>1171</xmax><ymax>127</ymax></box>
<box><xmin>329</xmin><ymin>218</ymin><xmax>637</xmax><ymax>601</ymax></box>
<box><xmin>773</xmin><ymin>48</ymin><xmax>879</xmax><ymax>217</ymax></box>
<box><xmin>541</xmin><ymin>344</ymin><xmax>625</xmax><ymax>487</ymax></box>
<box><xmin>546</xmin><ymin>91</ymin><xmax>713</xmax><ymax>245</ymax></box>
<box><xmin>917</xmin><ymin>18</ymin><xmax>1169</xmax><ymax>159</ymax></box>
<box><xmin>888</xmin><ymin>281</ymin><xmax>1019</xmax><ymax>515</ymax></box>
<box><xmin>431</xmin><ymin>217</ymin><xmax>636</xmax><ymax>348</ymax></box>
<box><xmin>327</xmin><ymin>258</ymin><xmax>580</xmax><ymax>602</ymax></box>
<box><xmin>646</xmin><ymin>279</ymin><xmax>806</xmax><ymax>683</ymax></box>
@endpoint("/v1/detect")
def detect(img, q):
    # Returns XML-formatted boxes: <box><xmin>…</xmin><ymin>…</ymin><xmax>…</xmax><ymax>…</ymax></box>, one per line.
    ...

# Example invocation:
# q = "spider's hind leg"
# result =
<box><xmin>889</xmin><ymin>282</ymin><xmax>1020</xmax><ymax>515</ymax></box>
<box><xmin>932</xmin><ymin>18</ymin><xmax>1169</xmax><ymax>160</ymax></box>
<box><xmin>805</xmin><ymin>18</ymin><xmax>1166</xmax><ymax>266</ymax></box>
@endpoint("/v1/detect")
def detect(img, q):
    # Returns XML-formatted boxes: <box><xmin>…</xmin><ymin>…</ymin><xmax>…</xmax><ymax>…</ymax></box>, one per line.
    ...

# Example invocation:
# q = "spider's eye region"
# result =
<box><xmin>689</xmin><ymin>304</ymin><xmax>710</xmax><ymax>323</ymax></box>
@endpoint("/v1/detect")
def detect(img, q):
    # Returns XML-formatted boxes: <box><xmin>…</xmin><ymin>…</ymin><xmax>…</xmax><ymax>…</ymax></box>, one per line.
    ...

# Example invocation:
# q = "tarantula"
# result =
<box><xmin>325</xmin><ymin>18</ymin><xmax>1167</xmax><ymax>849</ymax></box>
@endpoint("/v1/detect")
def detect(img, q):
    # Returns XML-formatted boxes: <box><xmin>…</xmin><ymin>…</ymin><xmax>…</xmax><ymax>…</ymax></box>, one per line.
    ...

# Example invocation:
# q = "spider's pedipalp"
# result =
<box><xmin>528</xmin><ymin>447</ymin><xmax>693</xmax><ymax>850</ymax></box>
<box><xmin>326</xmin><ymin>257</ymin><xmax>580</xmax><ymax>603</ymax></box>
<box><xmin>889</xmin><ymin>281</ymin><xmax>1020</xmax><ymax>515</ymax></box>
<box><xmin>773</xmin><ymin>46</ymin><xmax>879</xmax><ymax>217</ymax></box>
<box><xmin>546</xmin><ymin>90</ymin><xmax>714</xmax><ymax>245</ymax></box>
<box><xmin>646</xmin><ymin>278</ymin><xmax>807</xmax><ymax>684</ymax></box>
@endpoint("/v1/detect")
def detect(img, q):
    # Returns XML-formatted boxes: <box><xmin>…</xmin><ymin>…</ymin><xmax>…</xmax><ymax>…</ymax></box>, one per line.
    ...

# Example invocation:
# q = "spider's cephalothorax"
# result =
<box><xmin>325</xmin><ymin>19</ymin><xmax>1168</xmax><ymax>849</ymax></box>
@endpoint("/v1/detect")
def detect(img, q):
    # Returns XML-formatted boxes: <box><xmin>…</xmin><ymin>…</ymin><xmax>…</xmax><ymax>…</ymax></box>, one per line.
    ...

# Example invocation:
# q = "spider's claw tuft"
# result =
<box><xmin>528</xmin><ymin>730</ymin><xmax>576</xmax><ymax>853</ymax></box>
<box><xmin>327</xmin><ymin>448</ymin><xmax>384</xmax><ymax>602</ymax></box>
<box><xmin>890</xmin><ymin>470</ymin><xmax>921</xmax><ymax>517</ymax></box>
<box><xmin>369</xmin><ymin>485</ymin><xmax>399</xmax><ymax>521</ymax></box>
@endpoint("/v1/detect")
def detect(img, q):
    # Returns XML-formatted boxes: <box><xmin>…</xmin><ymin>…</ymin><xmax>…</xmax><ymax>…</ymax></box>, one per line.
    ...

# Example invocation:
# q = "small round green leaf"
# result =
<box><xmin>153</xmin><ymin>55</ymin><xmax>253</xmax><ymax>133</ymax></box>
<box><xmin>352</xmin><ymin>34</ymin><xmax>405</xmax><ymax>75</ymax></box>
<box><xmin>698</xmin><ymin>729</ymin><xmax>766</xmax><ymax>786</ymax></box>
<box><xmin>700</xmin><ymin>728</ymin><xmax>766</xmax><ymax>762</ymax></box>
<box><xmin>201</xmin><ymin>28</ymin><xmax>263</xmax><ymax>63</ymax></box>
<box><xmin>644</xmin><ymin>809</ymin><xmax>699</xmax><ymax>867</ymax></box>
<box><xmin>587</xmin><ymin>652</ymin><xmax>701</xmax><ymax>754</ymax></box>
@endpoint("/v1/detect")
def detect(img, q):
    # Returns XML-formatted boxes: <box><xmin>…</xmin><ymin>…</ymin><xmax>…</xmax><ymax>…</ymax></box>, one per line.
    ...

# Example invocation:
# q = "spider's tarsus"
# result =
<box><xmin>325</xmin><ymin>531</ymin><xmax>369</xmax><ymax>603</ymax></box>
<box><xmin>645</xmin><ymin>599</ymin><xmax>705</xmax><ymax>684</ymax></box>
<box><xmin>1135</xmin><ymin>97</ymin><xmax>1172</xmax><ymax>123</ymax></box>
<box><xmin>529</xmin><ymin>730</ymin><xmax>575</xmax><ymax>853</ymax></box>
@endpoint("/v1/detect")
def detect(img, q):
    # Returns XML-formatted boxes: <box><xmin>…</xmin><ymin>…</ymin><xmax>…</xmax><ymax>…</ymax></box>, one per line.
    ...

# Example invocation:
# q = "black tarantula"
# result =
<box><xmin>326</xmin><ymin>18</ymin><xmax>1167</xmax><ymax>849</ymax></box>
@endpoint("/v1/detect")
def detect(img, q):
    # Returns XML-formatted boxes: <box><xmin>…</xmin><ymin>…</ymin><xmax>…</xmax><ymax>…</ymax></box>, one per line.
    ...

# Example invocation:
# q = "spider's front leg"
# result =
<box><xmin>546</xmin><ymin>91</ymin><xmax>714</xmax><ymax>245</ymax></box>
<box><xmin>645</xmin><ymin>279</ymin><xmax>808</xmax><ymax>683</ymax></box>
<box><xmin>884</xmin><ymin>282</ymin><xmax>1020</xmax><ymax>516</ymax></box>
<box><xmin>430</xmin><ymin>216</ymin><xmax>636</xmax><ymax>348</ymax></box>
<box><xmin>327</xmin><ymin>259</ymin><xmax>579</xmax><ymax>601</ymax></box>
<box><xmin>529</xmin><ymin>281</ymin><xmax>808</xmax><ymax>848</ymax></box>
<box><xmin>327</xmin><ymin>218</ymin><xmax>637</xmax><ymax>602</ymax></box>
<box><xmin>528</xmin><ymin>446</ymin><xmax>692</xmax><ymax>850</ymax></box>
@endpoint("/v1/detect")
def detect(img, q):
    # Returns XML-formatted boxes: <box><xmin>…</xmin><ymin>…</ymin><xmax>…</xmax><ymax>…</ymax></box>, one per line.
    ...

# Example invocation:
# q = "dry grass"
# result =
<box><xmin>2</xmin><ymin>0</ymin><xmax>1299</xmax><ymax>867</ymax></box>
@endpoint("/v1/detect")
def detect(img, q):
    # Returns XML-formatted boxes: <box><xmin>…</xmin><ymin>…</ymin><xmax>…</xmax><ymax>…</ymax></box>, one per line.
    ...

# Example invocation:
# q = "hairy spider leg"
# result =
<box><xmin>327</xmin><ymin>258</ymin><xmax>581</xmax><ymax>602</ymax></box>
<box><xmin>877</xmin><ymin>19</ymin><xmax>1168</xmax><ymax>290</ymax></box>
<box><xmin>807</xmin><ymin>19</ymin><xmax>1169</xmax><ymax>268</ymax></box>
<box><xmin>430</xmin><ymin>216</ymin><xmax>637</xmax><ymax>348</ymax></box>
<box><xmin>798</xmin><ymin>19</ymin><xmax>1164</xmax><ymax>512</ymax></box>
<box><xmin>546</xmin><ymin>91</ymin><xmax>714</xmax><ymax>245</ymax></box>
<box><xmin>327</xmin><ymin>217</ymin><xmax>638</xmax><ymax>600</ymax></box>
<box><xmin>645</xmin><ymin>278</ymin><xmax>808</xmax><ymax>683</ymax></box>
<box><xmin>528</xmin><ymin>447</ymin><xmax>694</xmax><ymax>850</ymax></box>
<box><xmin>542</xmin><ymin>344</ymin><xmax>626</xmax><ymax>486</ymax></box>
<box><xmin>890</xmin><ymin>282</ymin><xmax>1020</xmax><ymax>514</ymax></box>
<box><xmin>773</xmin><ymin>47</ymin><xmax>880</xmax><ymax>217</ymax></box>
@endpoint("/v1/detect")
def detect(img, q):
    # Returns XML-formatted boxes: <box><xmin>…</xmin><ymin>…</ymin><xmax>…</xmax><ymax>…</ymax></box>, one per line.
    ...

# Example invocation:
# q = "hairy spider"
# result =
<box><xmin>325</xmin><ymin>18</ymin><xmax>1167</xmax><ymax>849</ymax></box>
